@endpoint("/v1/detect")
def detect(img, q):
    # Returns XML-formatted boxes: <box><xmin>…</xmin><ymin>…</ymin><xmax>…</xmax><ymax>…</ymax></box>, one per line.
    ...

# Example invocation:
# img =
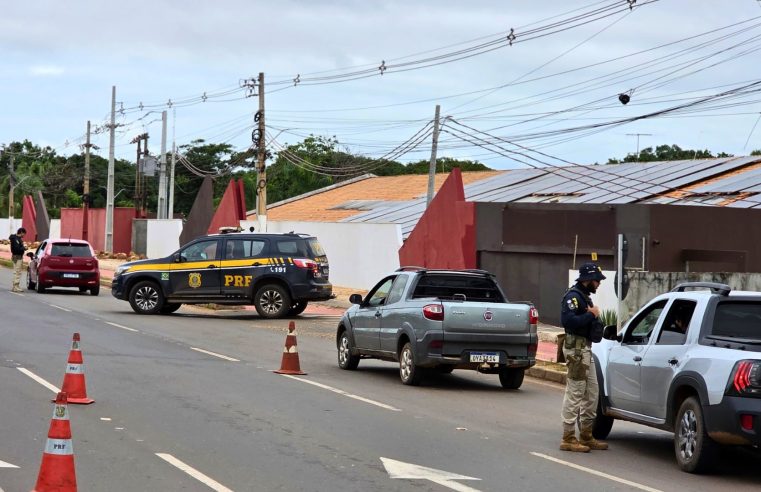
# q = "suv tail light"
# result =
<box><xmin>726</xmin><ymin>360</ymin><xmax>761</xmax><ymax>397</ymax></box>
<box><xmin>423</xmin><ymin>304</ymin><xmax>444</xmax><ymax>321</ymax></box>
<box><xmin>529</xmin><ymin>306</ymin><xmax>539</xmax><ymax>325</ymax></box>
<box><xmin>293</xmin><ymin>258</ymin><xmax>319</xmax><ymax>273</ymax></box>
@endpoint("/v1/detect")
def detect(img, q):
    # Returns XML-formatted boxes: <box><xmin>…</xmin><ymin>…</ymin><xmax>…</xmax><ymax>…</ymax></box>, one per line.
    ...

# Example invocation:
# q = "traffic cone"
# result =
<box><xmin>274</xmin><ymin>321</ymin><xmax>307</xmax><ymax>375</ymax></box>
<box><xmin>33</xmin><ymin>392</ymin><xmax>77</xmax><ymax>492</ymax></box>
<box><xmin>59</xmin><ymin>333</ymin><xmax>94</xmax><ymax>405</ymax></box>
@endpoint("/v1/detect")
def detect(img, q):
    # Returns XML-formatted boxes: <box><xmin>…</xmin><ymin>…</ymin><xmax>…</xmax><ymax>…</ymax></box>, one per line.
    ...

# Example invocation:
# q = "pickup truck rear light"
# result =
<box><xmin>529</xmin><ymin>307</ymin><xmax>539</xmax><ymax>325</ymax></box>
<box><xmin>423</xmin><ymin>304</ymin><xmax>444</xmax><ymax>321</ymax></box>
<box><xmin>726</xmin><ymin>360</ymin><xmax>761</xmax><ymax>398</ymax></box>
<box><xmin>292</xmin><ymin>258</ymin><xmax>319</xmax><ymax>273</ymax></box>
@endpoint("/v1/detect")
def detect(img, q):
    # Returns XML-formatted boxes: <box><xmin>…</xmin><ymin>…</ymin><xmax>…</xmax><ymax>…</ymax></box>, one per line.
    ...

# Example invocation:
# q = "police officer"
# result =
<box><xmin>9</xmin><ymin>227</ymin><xmax>27</xmax><ymax>293</ymax></box>
<box><xmin>559</xmin><ymin>262</ymin><xmax>608</xmax><ymax>452</ymax></box>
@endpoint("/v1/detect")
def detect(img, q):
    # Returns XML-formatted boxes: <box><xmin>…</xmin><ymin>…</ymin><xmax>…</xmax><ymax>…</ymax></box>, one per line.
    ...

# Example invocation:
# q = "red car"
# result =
<box><xmin>26</xmin><ymin>239</ymin><xmax>101</xmax><ymax>295</ymax></box>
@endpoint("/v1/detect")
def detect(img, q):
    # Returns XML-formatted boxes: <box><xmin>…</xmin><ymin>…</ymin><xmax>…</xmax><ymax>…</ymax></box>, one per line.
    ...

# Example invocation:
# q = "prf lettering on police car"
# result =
<box><xmin>224</xmin><ymin>275</ymin><xmax>253</xmax><ymax>287</ymax></box>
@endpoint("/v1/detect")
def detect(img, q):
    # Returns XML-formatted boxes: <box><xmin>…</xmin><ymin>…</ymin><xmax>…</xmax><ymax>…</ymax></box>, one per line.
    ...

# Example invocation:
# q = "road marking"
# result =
<box><xmin>381</xmin><ymin>457</ymin><xmax>481</xmax><ymax>492</ymax></box>
<box><xmin>49</xmin><ymin>304</ymin><xmax>72</xmax><ymax>312</ymax></box>
<box><xmin>106</xmin><ymin>321</ymin><xmax>138</xmax><ymax>332</ymax></box>
<box><xmin>280</xmin><ymin>375</ymin><xmax>401</xmax><ymax>412</ymax></box>
<box><xmin>190</xmin><ymin>347</ymin><xmax>240</xmax><ymax>362</ymax></box>
<box><xmin>17</xmin><ymin>368</ymin><xmax>60</xmax><ymax>393</ymax></box>
<box><xmin>530</xmin><ymin>452</ymin><xmax>663</xmax><ymax>492</ymax></box>
<box><xmin>155</xmin><ymin>453</ymin><xmax>234</xmax><ymax>492</ymax></box>
<box><xmin>0</xmin><ymin>459</ymin><xmax>19</xmax><ymax>468</ymax></box>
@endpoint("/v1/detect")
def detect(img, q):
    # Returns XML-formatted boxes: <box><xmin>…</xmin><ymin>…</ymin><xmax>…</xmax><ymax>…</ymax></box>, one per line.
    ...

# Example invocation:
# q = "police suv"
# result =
<box><xmin>111</xmin><ymin>230</ymin><xmax>332</xmax><ymax>318</ymax></box>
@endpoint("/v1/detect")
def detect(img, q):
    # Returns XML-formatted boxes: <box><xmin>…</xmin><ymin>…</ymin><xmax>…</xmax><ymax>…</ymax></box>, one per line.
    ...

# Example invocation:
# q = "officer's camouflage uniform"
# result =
<box><xmin>559</xmin><ymin>263</ymin><xmax>608</xmax><ymax>452</ymax></box>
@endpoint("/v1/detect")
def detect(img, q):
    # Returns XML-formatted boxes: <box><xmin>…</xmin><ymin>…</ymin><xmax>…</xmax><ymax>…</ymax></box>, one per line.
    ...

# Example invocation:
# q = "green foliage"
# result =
<box><xmin>599</xmin><ymin>309</ymin><xmax>618</xmax><ymax>327</ymax></box>
<box><xmin>751</xmin><ymin>149</ymin><xmax>761</xmax><ymax>156</ymax></box>
<box><xmin>607</xmin><ymin>144</ymin><xmax>733</xmax><ymax>164</ymax></box>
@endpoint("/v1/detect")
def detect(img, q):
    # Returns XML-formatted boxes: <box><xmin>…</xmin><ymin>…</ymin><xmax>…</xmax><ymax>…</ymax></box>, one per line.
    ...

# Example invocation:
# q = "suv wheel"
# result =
<box><xmin>498</xmin><ymin>367</ymin><xmax>524</xmax><ymax>389</ymax></box>
<box><xmin>674</xmin><ymin>396</ymin><xmax>718</xmax><ymax>473</ymax></box>
<box><xmin>399</xmin><ymin>342</ymin><xmax>422</xmax><ymax>386</ymax></box>
<box><xmin>160</xmin><ymin>303</ymin><xmax>182</xmax><ymax>314</ymax></box>
<box><xmin>254</xmin><ymin>284</ymin><xmax>291</xmax><ymax>319</ymax></box>
<box><xmin>129</xmin><ymin>280</ymin><xmax>164</xmax><ymax>315</ymax></box>
<box><xmin>337</xmin><ymin>330</ymin><xmax>360</xmax><ymax>370</ymax></box>
<box><xmin>288</xmin><ymin>300</ymin><xmax>309</xmax><ymax>317</ymax></box>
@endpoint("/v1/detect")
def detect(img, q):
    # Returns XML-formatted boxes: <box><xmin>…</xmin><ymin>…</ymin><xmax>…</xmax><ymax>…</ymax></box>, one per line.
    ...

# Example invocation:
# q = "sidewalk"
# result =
<box><xmin>0</xmin><ymin>246</ymin><xmax>567</xmax><ymax>382</ymax></box>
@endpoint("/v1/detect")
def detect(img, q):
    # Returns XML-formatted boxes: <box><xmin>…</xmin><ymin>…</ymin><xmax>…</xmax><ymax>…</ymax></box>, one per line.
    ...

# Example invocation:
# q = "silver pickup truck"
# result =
<box><xmin>336</xmin><ymin>267</ymin><xmax>538</xmax><ymax>388</ymax></box>
<box><xmin>592</xmin><ymin>282</ymin><xmax>761</xmax><ymax>473</ymax></box>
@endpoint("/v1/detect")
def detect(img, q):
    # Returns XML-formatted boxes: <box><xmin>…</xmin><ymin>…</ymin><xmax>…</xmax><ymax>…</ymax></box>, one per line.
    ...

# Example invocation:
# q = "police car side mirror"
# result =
<box><xmin>602</xmin><ymin>325</ymin><xmax>619</xmax><ymax>341</ymax></box>
<box><xmin>173</xmin><ymin>253</ymin><xmax>181</xmax><ymax>263</ymax></box>
<box><xmin>349</xmin><ymin>294</ymin><xmax>363</xmax><ymax>305</ymax></box>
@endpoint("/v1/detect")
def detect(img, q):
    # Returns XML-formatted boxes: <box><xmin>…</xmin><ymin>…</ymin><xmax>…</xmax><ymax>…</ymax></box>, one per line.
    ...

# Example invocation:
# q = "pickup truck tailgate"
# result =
<box><xmin>442</xmin><ymin>302</ymin><xmax>530</xmax><ymax>334</ymax></box>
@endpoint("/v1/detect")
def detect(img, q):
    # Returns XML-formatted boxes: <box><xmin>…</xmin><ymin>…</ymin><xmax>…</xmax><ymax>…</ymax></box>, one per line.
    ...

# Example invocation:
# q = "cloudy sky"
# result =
<box><xmin>3</xmin><ymin>0</ymin><xmax>761</xmax><ymax>168</ymax></box>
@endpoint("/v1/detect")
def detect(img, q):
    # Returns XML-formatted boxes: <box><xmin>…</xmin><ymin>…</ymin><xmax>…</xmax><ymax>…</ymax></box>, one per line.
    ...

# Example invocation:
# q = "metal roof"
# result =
<box><xmin>343</xmin><ymin>157</ymin><xmax>761</xmax><ymax>238</ymax></box>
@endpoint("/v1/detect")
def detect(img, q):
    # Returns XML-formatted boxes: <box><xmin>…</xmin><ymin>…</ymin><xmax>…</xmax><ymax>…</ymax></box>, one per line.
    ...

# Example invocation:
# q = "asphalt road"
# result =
<box><xmin>0</xmin><ymin>269</ymin><xmax>759</xmax><ymax>492</ymax></box>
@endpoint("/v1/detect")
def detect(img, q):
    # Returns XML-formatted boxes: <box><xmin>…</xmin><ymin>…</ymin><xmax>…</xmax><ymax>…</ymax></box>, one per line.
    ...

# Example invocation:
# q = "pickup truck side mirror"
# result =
<box><xmin>349</xmin><ymin>294</ymin><xmax>363</xmax><ymax>305</ymax></box>
<box><xmin>602</xmin><ymin>325</ymin><xmax>619</xmax><ymax>341</ymax></box>
<box><xmin>25</xmin><ymin>252</ymin><xmax>34</xmax><ymax>259</ymax></box>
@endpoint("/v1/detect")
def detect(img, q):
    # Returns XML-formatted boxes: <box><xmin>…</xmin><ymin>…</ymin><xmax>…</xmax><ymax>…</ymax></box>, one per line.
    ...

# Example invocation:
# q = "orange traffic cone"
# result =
<box><xmin>59</xmin><ymin>333</ymin><xmax>94</xmax><ymax>405</ymax></box>
<box><xmin>274</xmin><ymin>321</ymin><xmax>307</xmax><ymax>375</ymax></box>
<box><xmin>33</xmin><ymin>392</ymin><xmax>77</xmax><ymax>492</ymax></box>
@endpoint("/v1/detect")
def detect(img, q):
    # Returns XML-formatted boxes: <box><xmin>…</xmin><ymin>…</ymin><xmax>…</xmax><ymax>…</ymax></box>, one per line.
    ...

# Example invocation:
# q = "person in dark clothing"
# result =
<box><xmin>9</xmin><ymin>227</ymin><xmax>27</xmax><ymax>292</ymax></box>
<box><xmin>559</xmin><ymin>262</ymin><xmax>608</xmax><ymax>453</ymax></box>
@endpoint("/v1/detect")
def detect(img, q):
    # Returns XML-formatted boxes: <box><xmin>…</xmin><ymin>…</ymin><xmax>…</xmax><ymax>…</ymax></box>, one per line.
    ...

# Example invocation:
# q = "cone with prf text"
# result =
<box><xmin>33</xmin><ymin>392</ymin><xmax>77</xmax><ymax>492</ymax></box>
<box><xmin>59</xmin><ymin>333</ymin><xmax>94</xmax><ymax>404</ymax></box>
<box><xmin>274</xmin><ymin>321</ymin><xmax>307</xmax><ymax>375</ymax></box>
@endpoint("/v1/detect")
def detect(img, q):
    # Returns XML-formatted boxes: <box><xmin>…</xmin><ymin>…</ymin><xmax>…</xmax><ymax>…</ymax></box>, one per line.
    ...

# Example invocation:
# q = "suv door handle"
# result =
<box><xmin>668</xmin><ymin>357</ymin><xmax>678</xmax><ymax>365</ymax></box>
<box><xmin>207</xmin><ymin>265</ymin><xmax>217</xmax><ymax>269</ymax></box>
<box><xmin>633</xmin><ymin>356</ymin><xmax>642</xmax><ymax>362</ymax></box>
<box><xmin>253</xmin><ymin>262</ymin><xmax>261</xmax><ymax>266</ymax></box>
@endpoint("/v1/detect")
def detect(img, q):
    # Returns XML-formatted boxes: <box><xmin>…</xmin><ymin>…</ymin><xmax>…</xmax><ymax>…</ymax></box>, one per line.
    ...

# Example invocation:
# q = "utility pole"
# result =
<box><xmin>105</xmin><ymin>85</ymin><xmax>116</xmax><ymax>253</ymax></box>
<box><xmin>168</xmin><ymin>109</ymin><xmax>176</xmax><ymax>219</ymax></box>
<box><xmin>626</xmin><ymin>133</ymin><xmax>652</xmax><ymax>161</ymax></box>
<box><xmin>142</xmin><ymin>134</ymin><xmax>149</xmax><ymax>218</ymax></box>
<box><xmin>255</xmin><ymin>72</ymin><xmax>267</xmax><ymax>232</ymax></box>
<box><xmin>158</xmin><ymin>110</ymin><xmax>168</xmax><ymax>219</ymax></box>
<box><xmin>133</xmin><ymin>135</ymin><xmax>143</xmax><ymax>216</ymax></box>
<box><xmin>426</xmin><ymin>104</ymin><xmax>441</xmax><ymax>207</ymax></box>
<box><xmin>7</xmin><ymin>154</ymin><xmax>15</xmax><ymax>236</ymax></box>
<box><xmin>82</xmin><ymin>121</ymin><xmax>93</xmax><ymax>240</ymax></box>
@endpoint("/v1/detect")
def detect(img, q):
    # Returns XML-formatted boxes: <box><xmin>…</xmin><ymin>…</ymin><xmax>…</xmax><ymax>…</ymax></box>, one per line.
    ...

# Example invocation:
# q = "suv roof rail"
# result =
<box><xmin>461</xmin><ymin>269</ymin><xmax>493</xmax><ymax>276</ymax></box>
<box><xmin>396</xmin><ymin>266</ymin><xmax>427</xmax><ymax>272</ymax></box>
<box><xmin>671</xmin><ymin>282</ymin><xmax>731</xmax><ymax>296</ymax></box>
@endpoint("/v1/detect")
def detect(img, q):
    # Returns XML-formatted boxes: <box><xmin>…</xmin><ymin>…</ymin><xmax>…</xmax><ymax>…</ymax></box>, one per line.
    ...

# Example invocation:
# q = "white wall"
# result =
<box><xmin>50</xmin><ymin>219</ymin><xmax>61</xmax><ymax>239</ymax></box>
<box><xmin>567</xmin><ymin>270</ymin><xmax>617</xmax><ymax>313</ymax></box>
<box><xmin>248</xmin><ymin>220</ymin><xmax>403</xmax><ymax>290</ymax></box>
<box><xmin>0</xmin><ymin>218</ymin><xmax>23</xmax><ymax>238</ymax></box>
<box><xmin>146</xmin><ymin>220</ymin><xmax>183</xmax><ymax>258</ymax></box>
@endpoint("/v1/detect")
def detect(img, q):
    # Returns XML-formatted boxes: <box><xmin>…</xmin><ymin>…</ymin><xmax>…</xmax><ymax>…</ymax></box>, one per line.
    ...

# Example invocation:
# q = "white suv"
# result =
<box><xmin>592</xmin><ymin>282</ymin><xmax>761</xmax><ymax>473</ymax></box>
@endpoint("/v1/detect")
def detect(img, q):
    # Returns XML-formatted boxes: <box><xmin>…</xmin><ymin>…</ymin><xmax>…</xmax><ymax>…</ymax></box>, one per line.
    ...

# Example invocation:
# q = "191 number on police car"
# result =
<box><xmin>270</xmin><ymin>266</ymin><xmax>286</xmax><ymax>273</ymax></box>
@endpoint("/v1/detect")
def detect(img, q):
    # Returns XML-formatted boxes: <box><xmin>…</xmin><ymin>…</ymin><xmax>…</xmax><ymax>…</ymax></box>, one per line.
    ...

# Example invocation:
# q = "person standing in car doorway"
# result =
<box><xmin>9</xmin><ymin>227</ymin><xmax>27</xmax><ymax>292</ymax></box>
<box><xmin>559</xmin><ymin>262</ymin><xmax>609</xmax><ymax>452</ymax></box>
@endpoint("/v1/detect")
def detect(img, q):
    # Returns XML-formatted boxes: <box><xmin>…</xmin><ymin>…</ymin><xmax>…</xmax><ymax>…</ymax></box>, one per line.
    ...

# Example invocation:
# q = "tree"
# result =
<box><xmin>607</xmin><ymin>144</ymin><xmax>733</xmax><ymax>164</ymax></box>
<box><xmin>751</xmin><ymin>149</ymin><xmax>761</xmax><ymax>156</ymax></box>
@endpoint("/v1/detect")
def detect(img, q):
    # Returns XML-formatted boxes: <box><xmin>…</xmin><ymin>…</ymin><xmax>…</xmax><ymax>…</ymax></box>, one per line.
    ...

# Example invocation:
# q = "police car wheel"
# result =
<box><xmin>254</xmin><ymin>284</ymin><xmax>291</xmax><ymax>319</ymax></box>
<box><xmin>129</xmin><ymin>280</ymin><xmax>164</xmax><ymax>315</ymax></box>
<box><xmin>160</xmin><ymin>303</ymin><xmax>182</xmax><ymax>314</ymax></box>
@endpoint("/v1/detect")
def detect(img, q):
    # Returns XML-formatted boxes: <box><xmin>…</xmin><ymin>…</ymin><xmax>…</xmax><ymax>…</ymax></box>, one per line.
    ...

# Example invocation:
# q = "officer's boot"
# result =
<box><xmin>559</xmin><ymin>424</ymin><xmax>590</xmax><ymax>453</ymax></box>
<box><xmin>579</xmin><ymin>426</ymin><xmax>608</xmax><ymax>450</ymax></box>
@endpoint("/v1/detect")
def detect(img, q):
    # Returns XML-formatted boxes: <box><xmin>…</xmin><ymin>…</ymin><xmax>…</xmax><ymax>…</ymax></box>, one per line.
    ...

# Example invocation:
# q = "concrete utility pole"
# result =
<box><xmin>426</xmin><ymin>104</ymin><xmax>441</xmax><ymax>207</ymax></box>
<box><xmin>256</xmin><ymin>72</ymin><xmax>267</xmax><ymax>232</ymax></box>
<box><xmin>83</xmin><ymin>121</ymin><xmax>92</xmax><ymax>240</ymax></box>
<box><xmin>168</xmin><ymin>108</ymin><xmax>176</xmax><ymax>219</ymax></box>
<box><xmin>7</xmin><ymin>154</ymin><xmax>15</xmax><ymax>235</ymax></box>
<box><xmin>133</xmin><ymin>135</ymin><xmax>143</xmax><ymax>216</ymax></box>
<box><xmin>158</xmin><ymin>110</ymin><xmax>168</xmax><ymax>219</ymax></box>
<box><xmin>105</xmin><ymin>86</ymin><xmax>116</xmax><ymax>253</ymax></box>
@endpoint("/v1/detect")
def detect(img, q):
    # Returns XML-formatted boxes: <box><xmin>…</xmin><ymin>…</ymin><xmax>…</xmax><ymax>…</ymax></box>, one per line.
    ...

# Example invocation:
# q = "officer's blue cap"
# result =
<box><xmin>576</xmin><ymin>262</ymin><xmax>606</xmax><ymax>282</ymax></box>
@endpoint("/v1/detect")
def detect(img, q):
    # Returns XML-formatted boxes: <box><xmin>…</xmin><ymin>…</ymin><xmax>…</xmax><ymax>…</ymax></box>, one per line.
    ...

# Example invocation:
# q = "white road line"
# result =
<box><xmin>49</xmin><ymin>304</ymin><xmax>72</xmax><ymax>312</ymax></box>
<box><xmin>190</xmin><ymin>347</ymin><xmax>240</xmax><ymax>362</ymax></box>
<box><xmin>105</xmin><ymin>321</ymin><xmax>139</xmax><ymax>332</ymax></box>
<box><xmin>17</xmin><ymin>368</ymin><xmax>60</xmax><ymax>394</ymax></box>
<box><xmin>155</xmin><ymin>453</ymin><xmax>234</xmax><ymax>492</ymax></box>
<box><xmin>280</xmin><ymin>374</ymin><xmax>402</xmax><ymax>412</ymax></box>
<box><xmin>0</xmin><ymin>459</ymin><xmax>19</xmax><ymax>468</ymax></box>
<box><xmin>530</xmin><ymin>452</ymin><xmax>663</xmax><ymax>492</ymax></box>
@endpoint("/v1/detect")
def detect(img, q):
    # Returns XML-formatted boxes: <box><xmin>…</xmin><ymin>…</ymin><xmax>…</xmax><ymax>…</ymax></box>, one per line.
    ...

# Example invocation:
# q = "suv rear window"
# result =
<box><xmin>712</xmin><ymin>301</ymin><xmax>761</xmax><ymax>339</ymax></box>
<box><xmin>275</xmin><ymin>240</ymin><xmax>308</xmax><ymax>256</ymax></box>
<box><xmin>412</xmin><ymin>274</ymin><xmax>504</xmax><ymax>303</ymax></box>
<box><xmin>51</xmin><ymin>243</ymin><xmax>92</xmax><ymax>258</ymax></box>
<box><xmin>307</xmin><ymin>238</ymin><xmax>326</xmax><ymax>257</ymax></box>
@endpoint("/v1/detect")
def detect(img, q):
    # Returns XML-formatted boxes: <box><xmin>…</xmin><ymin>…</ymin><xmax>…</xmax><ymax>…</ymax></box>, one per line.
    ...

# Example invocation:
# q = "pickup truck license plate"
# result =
<box><xmin>63</xmin><ymin>273</ymin><xmax>80</xmax><ymax>279</ymax></box>
<box><xmin>470</xmin><ymin>352</ymin><xmax>499</xmax><ymax>363</ymax></box>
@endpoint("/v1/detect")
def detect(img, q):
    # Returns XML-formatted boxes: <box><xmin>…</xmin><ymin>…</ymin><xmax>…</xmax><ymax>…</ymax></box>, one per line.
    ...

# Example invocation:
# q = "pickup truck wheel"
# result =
<box><xmin>498</xmin><ymin>367</ymin><xmax>524</xmax><ymax>389</ymax></box>
<box><xmin>254</xmin><ymin>284</ymin><xmax>291</xmax><ymax>319</ymax></box>
<box><xmin>128</xmin><ymin>280</ymin><xmax>164</xmax><ymax>315</ymax></box>
<box><xmin>337</xmin><ymin>331</ymin><xmax>360</xmax><ymax>370</ymax></box>
<box><xmin>399</xmin><ymin>342</ymin><xmax>423</xmax><ymax>386</ymax></box>
<box><xmin>674</xmin><ymin>396</ymin><xmax>718</xmax><ymax>473</ymax></box>
<box><xmin>592</xmin><ymin>397</ymin><xmax>614</xmax><ymax>439</ymax></box>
